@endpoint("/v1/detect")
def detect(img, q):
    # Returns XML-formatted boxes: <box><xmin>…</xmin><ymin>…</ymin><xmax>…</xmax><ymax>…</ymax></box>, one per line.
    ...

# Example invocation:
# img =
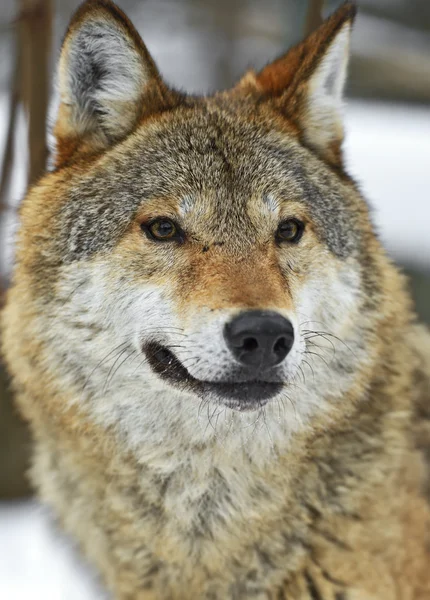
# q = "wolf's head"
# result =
<box><xmin>12</xmin><ymin>1</ymin><xmax>390</xmax><ymax>454</ymax></box>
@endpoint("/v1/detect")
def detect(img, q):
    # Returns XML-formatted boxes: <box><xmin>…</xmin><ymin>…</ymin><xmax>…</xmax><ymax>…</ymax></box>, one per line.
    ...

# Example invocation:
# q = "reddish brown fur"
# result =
<box><xmin>256</xmin><ymin>3</ymin><xmax>356</xmax><ymax>96</ymax></box>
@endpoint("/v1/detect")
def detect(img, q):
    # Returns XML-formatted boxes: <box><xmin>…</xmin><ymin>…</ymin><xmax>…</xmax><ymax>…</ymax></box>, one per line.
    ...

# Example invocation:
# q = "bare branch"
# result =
<box><xmin>0</xmin><ymin>50</ymin><xmax>20</xmax><ymax>213</ymax></box>
<box><xmin>305</xmin><ymin>0</ymin><xmax>324</xmax><ymax>36</ymax></box>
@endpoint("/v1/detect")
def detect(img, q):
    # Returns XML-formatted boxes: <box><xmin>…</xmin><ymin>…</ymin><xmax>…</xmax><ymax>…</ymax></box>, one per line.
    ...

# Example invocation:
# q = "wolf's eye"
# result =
<box><xmin>143</xmin><ymin>218</ymin><xmax>184</xmax><ymax>243</ymax></box>
<box><xmin>276</xmin><ymin>219</ymin><xmax>304</xmax><ymax>244</ymax></box>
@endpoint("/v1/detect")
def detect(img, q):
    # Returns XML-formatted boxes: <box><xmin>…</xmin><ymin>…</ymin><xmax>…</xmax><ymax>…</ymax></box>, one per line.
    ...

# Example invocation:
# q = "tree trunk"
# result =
<box><xmin>19</xmin><ymin>0</ymin><xmax>53</xmax><ymax>185</ymax></box>
<box><xmin>0</xmin><ymin>0</ymin><xmax>53</xmax><ymax>500</ymax></box>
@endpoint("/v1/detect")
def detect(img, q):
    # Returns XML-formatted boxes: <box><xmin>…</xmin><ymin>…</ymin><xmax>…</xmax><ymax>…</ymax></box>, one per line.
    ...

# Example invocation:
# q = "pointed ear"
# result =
<box><xmin>255</xmin><ymin>2</ymin><xmax>356</xmax><ymax>165</ymax></box>
<box><xmin>54</xmin><ymin>0</ymin><xmax>164</xmax><ymax>165</ymax></box>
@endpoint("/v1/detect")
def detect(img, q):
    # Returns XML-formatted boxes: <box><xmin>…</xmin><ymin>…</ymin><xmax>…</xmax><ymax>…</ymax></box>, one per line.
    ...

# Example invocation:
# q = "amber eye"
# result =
<box><xmin>143</xmin><ymin>218</ymin><xmax>184</xmax><ymax>243</ymax></box>
<box><xmin>276</xmin><ymin>219</ymin><xmax>304</xmax><ymax>244</ymax></box>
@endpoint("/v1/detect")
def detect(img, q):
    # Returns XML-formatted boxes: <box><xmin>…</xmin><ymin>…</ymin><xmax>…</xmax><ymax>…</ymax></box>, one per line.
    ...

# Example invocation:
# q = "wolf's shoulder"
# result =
<box><xmin>409</xmin><ymin>324</ymin><xmax>430</xmax><ymax>484</ymax></box>
<box><xmin>411</xmin><ymin>323</ymin><xmax>430</xmax><ymax>396</ymax></box>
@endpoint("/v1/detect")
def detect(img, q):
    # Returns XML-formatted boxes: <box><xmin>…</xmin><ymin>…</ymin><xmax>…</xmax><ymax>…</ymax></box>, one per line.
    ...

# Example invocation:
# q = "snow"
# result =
<box><xmin>0</xmin><ymin>502</ymin><xmax>107</xmax><ymax>600</ymax></box>
<box><xmin>344</xmin><ymin>101</ymin><xmax>430</xmax><ymax>268</ymax></box>
<box><xmin>0</xmin><ymin>100</ymin><xmax>429</xmax><ymax>598</ymax></box>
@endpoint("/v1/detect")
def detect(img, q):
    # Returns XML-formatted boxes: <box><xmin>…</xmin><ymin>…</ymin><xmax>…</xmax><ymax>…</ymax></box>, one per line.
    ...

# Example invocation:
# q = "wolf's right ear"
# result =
<box><xmin>241</xmin><ymin>2</ymin><xmax>356</xmax><ymax>167</ymax></box>
<box><xmin>54</xmin><ymin>0</ymin><xmax>164</xmax><ymax>166</ymax></box>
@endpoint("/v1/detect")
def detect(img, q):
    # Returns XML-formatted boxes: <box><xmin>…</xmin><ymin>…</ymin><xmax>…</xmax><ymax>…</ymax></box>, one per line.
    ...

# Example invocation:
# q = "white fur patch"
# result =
<box><xmin>58</xmin><ymin>17</ymin><xmax>148</xmax><ymax>141</ymax></box>
<box><xmin>45</xmin><ymin>251</ymin><xmax>365</xmax><ymax>477</ymax></box>
<box><xmin>179</xmin><ymin>195</ymin><xmax>196</xmax><ymax>217</ymax></box>
<box><xmin>304</xmin><ymin>23</ymin><xmax>351</xmax><ymax>151</ymax></box>
<box><xmin>262</xmin><ymin>194</ymin><xmax>281</xmax><ymax>215</ymax></box>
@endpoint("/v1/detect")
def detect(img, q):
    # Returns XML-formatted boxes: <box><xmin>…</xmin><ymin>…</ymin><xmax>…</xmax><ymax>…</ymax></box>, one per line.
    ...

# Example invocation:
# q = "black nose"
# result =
<box><xmin>223</xmin><ymin>310</ymin><xmax>294</xmax><ymax>370</ymax></box>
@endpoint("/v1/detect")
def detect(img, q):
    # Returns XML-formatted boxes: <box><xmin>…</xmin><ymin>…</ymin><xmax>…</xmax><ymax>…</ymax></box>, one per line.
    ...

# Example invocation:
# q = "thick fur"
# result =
<box><xmin>3</xmin><ymin>1</ymin><xmax>430</xmax><ymax>598</ymax></box>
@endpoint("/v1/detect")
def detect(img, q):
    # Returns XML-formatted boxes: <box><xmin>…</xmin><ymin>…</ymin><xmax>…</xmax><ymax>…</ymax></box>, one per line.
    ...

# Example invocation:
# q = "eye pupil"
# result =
<box><xmin>150</xmin><ymin>219</ymin><xmax>176</xmax><ymax>239</ymax></box>
<box><xmin>156</xmin><ymin>221</ymin><xmax>174</xmax><ymax>236</ymax></box>
<box><xmin>276</xmin><ymin>219</ymin><xmax>303</xmax><ymax>243</ymax></box>
<box><xmin>142</xmin><ymin>217</ymin><xmax>183</xmax><ymax>242</ymax></box>
<box><xmin>279</xmin><ymin>222</ymin><xmax>296</xmax><ymax>237</ymax></box>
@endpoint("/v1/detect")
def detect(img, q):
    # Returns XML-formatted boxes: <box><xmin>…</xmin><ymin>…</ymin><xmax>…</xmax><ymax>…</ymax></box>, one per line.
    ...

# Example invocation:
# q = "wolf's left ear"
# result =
<box><xmin>54</xmin><ymin>0</ymin><xmax>165</xmax><ymax>165</ymax></box>
<box><xmin>254</xmin><ymin>2</ymin><xmax>356</xmax><ymax>165</ymax></box>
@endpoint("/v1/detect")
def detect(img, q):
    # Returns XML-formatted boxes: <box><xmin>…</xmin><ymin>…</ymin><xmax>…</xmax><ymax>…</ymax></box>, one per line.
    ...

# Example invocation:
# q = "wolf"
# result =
<box><xmin>2</xmin><ymin>0</ymin><xmax>430</xmax><ymax>598</ymax></box>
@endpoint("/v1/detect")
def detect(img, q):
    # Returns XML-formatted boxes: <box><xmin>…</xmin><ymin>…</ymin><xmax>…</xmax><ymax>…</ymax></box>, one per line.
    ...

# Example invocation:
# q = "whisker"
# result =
<box><xmin>131</xmin><ymin>356</ymin><xmax>149</xmax><ymax>375</ymax></box>
<box><xmin>297</xmin><ymin>363</ymin><xmax>306</xmax><ymax>385</ymax></box>
<box><xmin>305</xmin><ymin>335</ymin><xmax>336</xmax><ymax>356</ymax></box>
<box><xmin>276</xmin><ymin>397</ymin><xmax>285</xmax><ymax>422</ymax></box>
<box><xmin>306</xmin><ymin>340</ymin><xmax>335</xmax><ymax>358</ymax></box>
<box><xmin>262</xmin><ymin>406</ymin><xmax>275</xmax><ymax>450</ymax></box>
<box><xmin>143</xmin><ymin>327</ymin><xmax>187</xmax><ymax>339</ymax></box>
<box><xmin>301</xmin><ymin>358</ymin><xmax>315</xmax><ymax>379</ymax></box>
<box><xmin>82</xmin><ymin>341</ymin><xmax>129</xmax><ymax>392</ymax></box>
<box><xmin>302</xmin><ymin>329</ymin><xmax>357</xmax><ymax>358</ymax></box>
<box><xmin>103</xmin><ymin>347</ymin><xmax>131</xmax><ymax>393</ymax></box>
<box><xmin>104</xmin><ymin>349</ymin><xmax>138</xmax><ymax>391</ymax></box>
<box><xmin>280</xmin><ymin>388</ymin><xmax>298</xmax><ymax>422</ymax></box>
<box><xmin>304</xmin><ymin>350</ymin><xmax>330</xmax><ymax>368</ymax></box>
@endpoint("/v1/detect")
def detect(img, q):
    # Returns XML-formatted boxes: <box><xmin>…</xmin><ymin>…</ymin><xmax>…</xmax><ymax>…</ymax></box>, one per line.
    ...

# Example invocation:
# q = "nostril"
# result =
<box><xmin>273</xmin><ymin>337</ymin><xmax>288</xmax><ymax>356</ymax></box>
<box><xmin>242</xmin><ymin>337</ymin><xmax>259</xmax><ymax>352</ymax></box>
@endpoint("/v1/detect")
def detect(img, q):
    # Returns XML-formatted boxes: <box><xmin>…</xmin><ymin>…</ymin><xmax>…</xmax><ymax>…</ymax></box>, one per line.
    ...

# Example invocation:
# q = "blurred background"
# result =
<box><xmin>0</xmin><ymin>0</ymin><xmax>429</xmax><ymax>597</ymax></box>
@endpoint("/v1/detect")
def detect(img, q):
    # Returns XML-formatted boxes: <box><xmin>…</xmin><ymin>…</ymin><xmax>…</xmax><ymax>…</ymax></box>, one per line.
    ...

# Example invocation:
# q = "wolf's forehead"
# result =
<box><xmin>115</xmin><ymin>119</ymin><xmax>312</xmax><ymax>209</ymax></box>
<box><xmin>127</xmin><ymin>116</ymin><xmax>300</xmax><ymax>192</ymax></box>
<box><xmin>59</xmin><ymin>115</ymin><xmax>359</xmax><ymax>262</ymax></box>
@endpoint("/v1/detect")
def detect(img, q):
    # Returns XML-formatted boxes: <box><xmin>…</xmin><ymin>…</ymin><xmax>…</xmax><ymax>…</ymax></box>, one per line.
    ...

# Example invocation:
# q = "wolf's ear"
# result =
<box><xmin>54</xmin><ymin>0</ymin><xmax>163</xmax><ymax>165</ymax></box>
<box><xmin>255</xmin><ymin>2</ymin><xmax>356</xmax><ymax>165</ymax></box>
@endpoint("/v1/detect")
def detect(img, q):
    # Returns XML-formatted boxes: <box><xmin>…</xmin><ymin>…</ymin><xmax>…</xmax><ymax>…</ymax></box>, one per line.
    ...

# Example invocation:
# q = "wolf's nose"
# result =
<box><xmin>223</xmin><ymin>310</ymin><xmax>294</xmax><ymax>370</ymax></box>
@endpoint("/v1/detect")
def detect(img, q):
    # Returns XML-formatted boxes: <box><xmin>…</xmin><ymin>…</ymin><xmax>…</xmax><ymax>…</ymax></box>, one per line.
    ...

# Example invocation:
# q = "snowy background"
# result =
<box><xmin>0</xmin><ymin>502</ymin><xmax>106</xmax><ymax>599</ymax></box>
<box><xmin>0</xmin><ymin>0</ymin><xmax>429</xmax><ymax>598</ymax></box>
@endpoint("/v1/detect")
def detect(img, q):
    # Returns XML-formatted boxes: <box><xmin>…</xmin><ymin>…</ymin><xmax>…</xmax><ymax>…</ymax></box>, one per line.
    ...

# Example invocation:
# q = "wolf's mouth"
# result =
<box><xmin>144</xmin><ymin>342</ymin><xmax>283</xmax><ymax>410</ymax></box>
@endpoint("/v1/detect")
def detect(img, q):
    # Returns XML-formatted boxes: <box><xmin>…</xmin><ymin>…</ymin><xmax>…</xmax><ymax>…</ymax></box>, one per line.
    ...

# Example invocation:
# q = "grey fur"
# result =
<box><xmin>57</xmin><ymin>108</ymin><xmax>365</xmax><ymax>264</ymax></box>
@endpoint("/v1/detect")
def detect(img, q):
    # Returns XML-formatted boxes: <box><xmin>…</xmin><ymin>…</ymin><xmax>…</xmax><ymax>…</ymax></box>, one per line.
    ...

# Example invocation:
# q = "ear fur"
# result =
<box><xmin>254</xmin><ymin>2</ymin><xmax>356</xmax><ymax>165</ymax></box>
<box><xmin>54</xmin><ymin>0</ymin><xmax>163</xmax><ymax>165</ymax></box>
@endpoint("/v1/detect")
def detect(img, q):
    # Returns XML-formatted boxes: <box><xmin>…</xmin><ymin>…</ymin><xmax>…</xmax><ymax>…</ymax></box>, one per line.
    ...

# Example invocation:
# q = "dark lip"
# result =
<box><xmin>144</xmin><ymin>342</ymin><xmax>283</xmax><ymax>411</ymax></box>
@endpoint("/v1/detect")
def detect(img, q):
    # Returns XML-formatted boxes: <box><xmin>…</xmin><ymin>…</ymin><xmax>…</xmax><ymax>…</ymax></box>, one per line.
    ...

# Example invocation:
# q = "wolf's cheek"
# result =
<box><xmin>291</xmin><ymin>258</ymin><xmax>364</xmax><ymax>381</ymax></box>
<box><xmin>293</xmin><ymin>259</ymin><xmax>361</xmax><ymax>332</ymax></box>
